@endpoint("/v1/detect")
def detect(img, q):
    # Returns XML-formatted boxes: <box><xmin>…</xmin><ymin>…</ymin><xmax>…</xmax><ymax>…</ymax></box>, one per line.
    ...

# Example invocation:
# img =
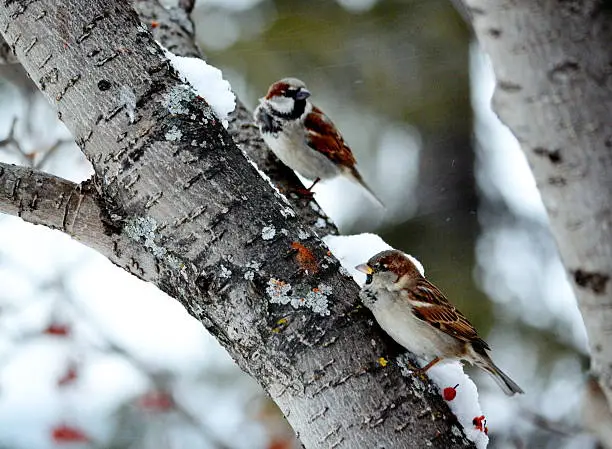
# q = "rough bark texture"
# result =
<box><xmin>463</xmin><ymin>0</ymin><xmax>612</xmax><ymax>404</ymax></box>
<box><xmin>0</xmin><ymin>1</ymin><xmax>475</xmax><ymax>448</ymax></box>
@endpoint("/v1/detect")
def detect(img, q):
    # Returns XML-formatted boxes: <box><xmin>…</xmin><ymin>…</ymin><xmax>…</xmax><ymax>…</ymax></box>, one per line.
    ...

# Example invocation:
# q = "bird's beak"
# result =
<box><xmin>355</xmin><ymin>264</ymin><xmax>373</xmax><ymax>275</ymax></box>
<box><xmin>295</xmin><ymin>89</ymin><xmax>311</xmax><ymax>100</ymax></box>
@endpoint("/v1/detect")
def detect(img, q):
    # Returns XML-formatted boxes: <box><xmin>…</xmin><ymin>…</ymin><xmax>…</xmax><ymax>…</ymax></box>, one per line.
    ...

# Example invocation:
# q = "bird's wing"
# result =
<box><xmin>406</xmin><ymin>278</ymin><xmax>490</xmax><ymax>349</ymax></box>
<box><xmin>303</xmin><ymin>106</ymin><xmax>356</xmax><ymax>169</ymax></box>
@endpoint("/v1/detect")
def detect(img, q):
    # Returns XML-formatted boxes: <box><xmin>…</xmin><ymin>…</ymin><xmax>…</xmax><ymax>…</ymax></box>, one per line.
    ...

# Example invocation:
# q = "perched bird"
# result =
<box><xmin>254</xmin><ymin>77</ymin><xmax>383</xmax><ymax>205</ymax></box>
<box><xmin>356</xmin><ymin>250</ymin><xmax>523</xmax><ymax>396</ymax></box>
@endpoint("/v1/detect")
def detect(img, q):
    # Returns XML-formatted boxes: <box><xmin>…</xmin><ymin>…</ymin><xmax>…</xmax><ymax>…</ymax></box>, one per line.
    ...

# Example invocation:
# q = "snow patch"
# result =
<box><xmin>314</xmin><ymin>218</ymin><xmax>327</xmax><ymax>229</ymax></box>
<box><xmin>427</xmin><ymin>362</ymin><xmax>489</xmax><ymax>449</ymax></box>
<box><xmin>159</xmin><ymin>44</ymin><xmax>235</xmax><ymax>127</ymax></box>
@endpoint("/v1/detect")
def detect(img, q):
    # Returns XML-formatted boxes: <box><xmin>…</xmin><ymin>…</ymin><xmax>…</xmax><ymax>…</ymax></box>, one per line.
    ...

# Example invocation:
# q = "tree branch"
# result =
<box><xmin>0</xmin><ymin>161</ymin><xmax>159</xmax><ymax>281</ymax></box>
<box><xmin>461</xmin><ymin>0</ymin><xmax>612</xmax><ymax>405</ymax></box>
<box><xmin>0</xmin><ymin>1</ymin><xmax>473</xmax><ymax>448</ymax></box>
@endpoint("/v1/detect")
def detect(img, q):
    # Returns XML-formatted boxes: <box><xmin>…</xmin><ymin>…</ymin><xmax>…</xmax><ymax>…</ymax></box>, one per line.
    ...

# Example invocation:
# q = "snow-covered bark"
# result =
<box><xmin>460</xmin><ymin>0</ymin><xmax>612</xmax><ymax>407</ymax></box>
<box><xmin>0</xmin><ymin>1</ymin><xmax>475</xmax><ymax>448</ymax></box>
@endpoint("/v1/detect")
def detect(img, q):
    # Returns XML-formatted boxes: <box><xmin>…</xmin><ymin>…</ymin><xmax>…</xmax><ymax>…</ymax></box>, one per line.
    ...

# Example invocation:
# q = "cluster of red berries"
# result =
<box><xmin>442</xmin><ymin>385</ymin><xmax>489</xmax><ymax>435</ymax></box>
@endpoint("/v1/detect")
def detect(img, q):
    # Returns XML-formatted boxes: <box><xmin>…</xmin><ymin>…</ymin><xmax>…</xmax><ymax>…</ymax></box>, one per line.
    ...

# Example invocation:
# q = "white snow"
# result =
<box><xmin>322</xmin><ymin>233</ymin><xmax>424</xmax><ymax>285</ymax></box>
<box><xmin>427</xmin><ymin>362</ymin><xmax>489</xmax><ymax>449</ymax></box>
<box><xmin>159</xmin><ymin>44</ymin><xmax>235</xmax><ymax>127</ymax></box>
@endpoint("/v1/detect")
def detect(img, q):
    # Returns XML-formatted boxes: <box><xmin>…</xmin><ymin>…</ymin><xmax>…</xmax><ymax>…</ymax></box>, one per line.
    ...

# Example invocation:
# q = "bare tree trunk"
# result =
<box><xmin>0</xmin><ymin>1</ymin><xmax>474</xmax><ymax>448</ymax></box>
<box><xmin>461</xmin><ymin>0</ymin><xmax>612</xmax><ymax>405</ymax></box>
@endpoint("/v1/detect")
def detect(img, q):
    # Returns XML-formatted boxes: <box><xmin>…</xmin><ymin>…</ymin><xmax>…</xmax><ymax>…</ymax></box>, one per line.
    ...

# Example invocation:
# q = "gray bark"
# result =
<box><xmin>462</xmin><ymin>0</ymin><xmax>612</xmax><ymax>405</ymax></box>
<box><xmin>0</xmin><ymin>1</ymin><xmax>474</xmax><ymax>448</ymax></box>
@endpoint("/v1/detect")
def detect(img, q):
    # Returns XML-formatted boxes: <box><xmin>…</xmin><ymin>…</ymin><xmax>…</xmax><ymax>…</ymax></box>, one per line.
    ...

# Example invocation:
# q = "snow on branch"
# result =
<box><xmin>159</xmin><ymin>43</ymin><xmax>236</xmax><ymax>127</ymax></box>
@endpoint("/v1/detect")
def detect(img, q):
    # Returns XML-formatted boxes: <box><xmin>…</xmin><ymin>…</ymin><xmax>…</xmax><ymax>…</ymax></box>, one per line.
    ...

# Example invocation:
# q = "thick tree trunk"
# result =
<box><xmin>462</xmin><ymin>0</ymin><xmax>612</xmax><ymax>405</ymax></box>
<box><xmin>0</xmin><ymin>1</ymin><xmax>474</xmax><ymax>448</ymax></box>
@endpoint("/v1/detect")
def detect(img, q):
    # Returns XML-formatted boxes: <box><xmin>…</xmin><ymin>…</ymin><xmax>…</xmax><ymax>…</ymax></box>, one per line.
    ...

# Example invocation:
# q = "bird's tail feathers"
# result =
<box><xmin>346</xmin><ymin>168</ymin><xmax>385</xmax><ymax>208</ymax></box>
<box><xmin>475</xmin><ymin>353</ymin><xmax>524</xmax><ymax>396</ymax></box>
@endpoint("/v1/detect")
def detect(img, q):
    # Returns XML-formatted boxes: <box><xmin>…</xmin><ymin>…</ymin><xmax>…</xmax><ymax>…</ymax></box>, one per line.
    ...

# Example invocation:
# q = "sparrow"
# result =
<box><xmin>253</xmin><ymin>77</ymin><xmax>383</xmax><ymax>206</ymax></box>
<box><xmin>356</xmin><ymin>250</ymin><xmax>523</xmax><ymax>396</ymax></box>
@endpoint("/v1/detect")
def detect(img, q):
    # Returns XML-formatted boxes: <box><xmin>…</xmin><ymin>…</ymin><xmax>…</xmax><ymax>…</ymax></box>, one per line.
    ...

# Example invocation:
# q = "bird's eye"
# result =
<box><xmin>284</xmin><ymin>89</ymin><xmax>297</xmax><ymax>98</ymax></box>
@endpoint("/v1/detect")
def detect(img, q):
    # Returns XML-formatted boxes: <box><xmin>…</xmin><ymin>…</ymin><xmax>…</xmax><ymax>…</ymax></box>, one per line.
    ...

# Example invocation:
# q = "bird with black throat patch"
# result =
<box><xmin>254</xmin><ymin>77</ymin><xmax>383</xmax><ymax>206</ymax></box>
<box><xmin>356</xmin><ymin>249</ymin><xmax>523</xmax><ymax>396</ymax></box>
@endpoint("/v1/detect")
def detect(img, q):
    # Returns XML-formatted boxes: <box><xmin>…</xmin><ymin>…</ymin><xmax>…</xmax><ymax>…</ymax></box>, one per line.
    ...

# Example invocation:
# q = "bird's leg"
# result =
<box><xmin>306</xmin><ymin>177</ymin><xmax>321</xmax><ymax>191</ymax></box>
<box><xmin>418</xmin><ymin>357</ymin><xmax>441</xmax><ymax>374</ymax></box>
<box><xmin>292</xmin><ymin>177</ymin><xmax>320</xmax><ymax>199</ymax></box>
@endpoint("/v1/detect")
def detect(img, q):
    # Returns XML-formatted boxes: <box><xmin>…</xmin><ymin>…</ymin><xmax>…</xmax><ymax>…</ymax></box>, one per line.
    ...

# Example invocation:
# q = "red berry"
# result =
<box><xmin>57</xmin><ymin>366</ymin><xmax>78</xmax><ymax>387</ymax></box>
<box><xmin>442</xmin><ymin>384</ymin><xmax>459</xmax><ymax>401</ymax></box>
<box><xmin>44</xmin><ymin>323</ymin><xmax>70</xmax><ymax>337</ymax></box>
<box><xmin>51</xmin><ymin>424</ymin><xmax>90</xmax><ymax>443</ymax></box>
<box><xmin>472</xmin><ymin>415</ymin><xmax>486</xmax><ymax>432</ymax></box>
<box><xmin>137</xmin><ymin>390</ymin><xmax>174</xmax><ymax>412</ymax></box>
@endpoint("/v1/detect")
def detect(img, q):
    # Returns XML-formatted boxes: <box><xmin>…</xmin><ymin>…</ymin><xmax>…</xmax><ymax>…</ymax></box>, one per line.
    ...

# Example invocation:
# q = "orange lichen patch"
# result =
<box><xmin>291</xmin><ymin>242</ymin><xmax>318</xmax><ymax>274</ymax></box>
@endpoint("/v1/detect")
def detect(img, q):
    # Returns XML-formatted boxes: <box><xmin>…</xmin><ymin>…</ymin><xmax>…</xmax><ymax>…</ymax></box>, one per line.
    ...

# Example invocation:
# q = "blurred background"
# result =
<box><xmin>0</xmin><ymin>0</ymin><xmax>597</xmax><ymax>448</ymax></box>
